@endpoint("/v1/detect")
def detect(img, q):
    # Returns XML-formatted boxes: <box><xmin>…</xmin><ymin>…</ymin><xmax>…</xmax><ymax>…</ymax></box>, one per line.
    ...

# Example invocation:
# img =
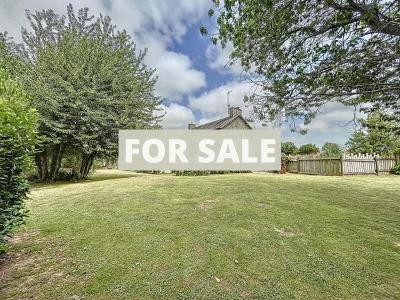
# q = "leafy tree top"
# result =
<box><xmin>346</xmin><ymin>111</ymin><xmax>400</xmax><ymax>155</ymax></box>
<box><xmin>281</xmin><ymin>142</ymin><xmax>298</xmax><ymax>156</ymax></box>
<box><xmin>321</xmin><ymin>143</ymin><xmax>343</xmax><ymax>157</ymax></box>
<box><xmin>203</xmin><ymin>0</ymin><xmax>400</xmax><ymax>131</ymax></box>
<box><xmin>298</xmin><ymin>144</ymin><xmax>320</xmax><ymax>155</ymax></box>
<box><xmin>1</xmin><ymin>4</ymin><xmax>162</xmax><ymax>168</ymax></box>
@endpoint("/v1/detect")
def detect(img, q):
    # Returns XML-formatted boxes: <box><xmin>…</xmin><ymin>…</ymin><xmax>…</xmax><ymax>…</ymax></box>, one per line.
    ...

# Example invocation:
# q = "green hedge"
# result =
<box><xmin>0</xmin><ymin>69</ymin><xmax>37</xmax><ymax>251</ymax></box>
<box><xmin>392</xmin><ymin>164</ymin><xmax>400</xmax><ymax>175</ymax></box>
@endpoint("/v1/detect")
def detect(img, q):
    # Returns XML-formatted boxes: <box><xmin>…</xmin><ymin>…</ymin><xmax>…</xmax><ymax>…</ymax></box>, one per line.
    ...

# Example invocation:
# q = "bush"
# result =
<box><xmin>0</xmin><ymin>69</ymin><xmax>37</xmax><ymax>251</ymax></box>
<box><xmin>392</xmin><ymin>164</ymin><xmax>400</xmax><ymax>175</ymax></box>
<box><xmin>173</xmin><ymin>170</ymin><xmax>210</xmax><ymax>176</ymax></box>
<box><xmin>173</xmin><ymin>170</ymin><xmax>249</xmax><ymax>176</ymax></box>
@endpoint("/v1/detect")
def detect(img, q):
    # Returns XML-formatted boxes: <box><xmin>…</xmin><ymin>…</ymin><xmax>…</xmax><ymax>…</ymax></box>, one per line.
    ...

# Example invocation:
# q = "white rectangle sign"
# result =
<box><xmin>119</xmin><ymin>129</ymin><xmax>281</xmax><ymax>171</ymax></box>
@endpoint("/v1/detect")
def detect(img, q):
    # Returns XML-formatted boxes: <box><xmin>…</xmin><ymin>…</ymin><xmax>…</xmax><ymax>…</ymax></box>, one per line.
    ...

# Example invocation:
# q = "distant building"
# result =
<box><xmin>188</xmin><ymin>106</ymin><xmax>252</xmax><ymax>130</ymax></box>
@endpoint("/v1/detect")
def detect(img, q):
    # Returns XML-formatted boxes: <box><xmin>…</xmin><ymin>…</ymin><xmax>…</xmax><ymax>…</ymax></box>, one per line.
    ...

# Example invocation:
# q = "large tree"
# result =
<box><xmin>203</xmin><ymin>0</ymin><xmax>400</xmax><ymax>130</ymax></box>
<box><xmin>346</xmin><ymin>111</ymin><xmax>400</xmax><ymax>154</ymax></box>
<box><xmin>4</xmin><ymin>5</ymin><xmax>161</xmax><ymax>181</ymax></box>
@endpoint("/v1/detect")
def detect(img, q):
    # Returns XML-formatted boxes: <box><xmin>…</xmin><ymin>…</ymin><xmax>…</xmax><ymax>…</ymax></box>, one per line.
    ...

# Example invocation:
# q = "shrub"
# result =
<box><xmin>0</xmin><ymin>69</ymin><xmax>37</xmax><ymax>251</ymax></box>
<box><xmin>173</xmin><ymin>170</ymin><xmax>210</xmax><ymax>176</ymax></box>
<box><xmin>392</xmin><ymin>164</ymin><xmax>400</xmax><ymax>175</ymax></box>
<box><xmin>173</xmin><ymin>170</ymin><xmax>248</xmax><ymax>176</ymax></box>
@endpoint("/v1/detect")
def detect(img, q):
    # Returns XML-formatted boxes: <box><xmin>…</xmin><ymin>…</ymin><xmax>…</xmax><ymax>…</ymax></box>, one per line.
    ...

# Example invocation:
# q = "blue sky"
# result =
<box><xmin>0</xmin><ymin>0</ymin><xmax>358</xmax><ymax>147</ymax></box>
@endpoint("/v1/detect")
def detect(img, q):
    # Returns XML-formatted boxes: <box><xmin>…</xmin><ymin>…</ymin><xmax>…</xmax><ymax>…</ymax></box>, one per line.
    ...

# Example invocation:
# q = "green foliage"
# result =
<box><xmin>0</xmin><ymin>33</ymin><xmax>26</xmax><ymax>77</ymax></box>
<box><xmin>392</xmin><ymin>164</ymin><xmax>400</xmax><ymax>175</ymax></box>
<box><xmin>0</xmin><ymin>69</ymin><xmax>37</xmax><ymax>249</ymax></box>
<box><xmin>173</xmin><ymin>170</ymin><xmax>210</xmax><ymax>176</ymax></box>
<box><xmin>298</xmin><ymin>144</ymin><xmax>320</xmax><ymax>155</ymax></box>
<box><xmin>199</xmin><ymin>26</ymin><xmax>208</xmax><ymax>36</ymax></box>
<box><xmin>12</xmin><ymin>4</ymin><xmax>162</xmax><ymax>181</ymax></box>
<box><xmin>281</xmin><ymin>142</ymin><xmax>298</xmax><ymax>156</ymax></box>
<box><xmin>346</xmin><ymin>111</ymin><xmax>400</xmax><ymax>155</ymax></box>
<box><xmin>321</xmin><ymin>142</ymin><xmax>342</xmax><ymax>157</ymax></box>
<box><xmin>204</xmin><ymin>0</ymin><xmax>400</xmax><ymax>130</ymax></box>
<box><xmin>346</xmin><ymin>131</ymin><xmax>373</xmax><ymax>154</ymax></box>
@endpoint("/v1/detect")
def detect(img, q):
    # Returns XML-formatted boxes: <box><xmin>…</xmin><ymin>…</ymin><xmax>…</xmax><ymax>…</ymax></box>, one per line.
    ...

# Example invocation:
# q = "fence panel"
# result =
<box><xmin>287</xmin><ymin>153</ymin><xmax>397</xmax><ymax>176</ymax></box>
<box><xmin>342</xmin><ymin>154</ymin><xmax>375</xmax><ymax>175</ymax></box>
<box><xmin>287</xmin><ymin>160</ymin><xmax>299</xmax><ymax>173</ymax></box>
<box><xmin>377</xmin><ymin>158</ymin><xmax>396</xmax><ymax>175</ymax></box>
<box><xmin>298</xmin><ymin>158</ymin><xmax>342</xmax><ymax>176</ymax></box>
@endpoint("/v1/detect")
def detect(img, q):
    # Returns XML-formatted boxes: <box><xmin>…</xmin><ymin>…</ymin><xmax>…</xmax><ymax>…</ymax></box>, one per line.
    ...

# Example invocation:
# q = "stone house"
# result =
<box><xmin>188</xmin><ymin>107</ymin><xmax>252</xmax><ymax>130</ymax></box>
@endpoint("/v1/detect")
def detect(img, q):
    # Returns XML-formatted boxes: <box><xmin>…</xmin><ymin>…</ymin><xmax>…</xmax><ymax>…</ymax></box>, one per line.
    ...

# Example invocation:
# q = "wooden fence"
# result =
<box><xmin>286</xmin><ymin>153</ymin><xmax>398</xmax><ymax>176</ymax></box>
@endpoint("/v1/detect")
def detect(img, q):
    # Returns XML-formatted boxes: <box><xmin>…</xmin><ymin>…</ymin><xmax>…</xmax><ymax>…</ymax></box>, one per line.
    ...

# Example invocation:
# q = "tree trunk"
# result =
<box><xmin>83</xmin><ymin>155</ymin><xmax>94</xmax><ymax>179</ymax></box>
<box><xmin>35</xmin><ymin>152</ymin><xmax>43</xmax><ymax>180</ymax></box>
<box><xmin>77</xmin><ymin>154</ymin><xmax>95</xmax><ymax>180</ymax></box>
<box><xmin>40</xmin><ymin>150</ymin><xmax>49</xmax><ymax>182</ymax></box>
<box><xmin>49</xmin><ymin>144</ymin><xmax>63</xmax><ymax>181</ymax></box>
<box><xmin>78</xmin><ymin>155</ymin><xmax>88</xmax><ymax>179</ymax></box>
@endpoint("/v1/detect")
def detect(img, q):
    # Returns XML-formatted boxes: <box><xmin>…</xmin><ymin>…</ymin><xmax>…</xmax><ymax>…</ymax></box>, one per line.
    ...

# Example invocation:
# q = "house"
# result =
<box><xmin>188</xmin><ymin>106</ymin><xmax>252</xmax><ymax>130</ymax></box>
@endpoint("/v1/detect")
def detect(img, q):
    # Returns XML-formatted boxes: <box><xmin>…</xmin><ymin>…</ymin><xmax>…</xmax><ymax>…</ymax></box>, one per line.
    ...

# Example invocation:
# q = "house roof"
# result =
<box><xmin>192</xmin><ymin>114</ymin><xmax>252</xmax><ymax>130</ymax></box>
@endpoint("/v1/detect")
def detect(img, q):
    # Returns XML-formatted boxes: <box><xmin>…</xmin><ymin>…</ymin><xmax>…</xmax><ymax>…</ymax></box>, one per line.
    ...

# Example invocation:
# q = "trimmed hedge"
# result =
<box><xmin>0</xmin><ymin>69</ymin><xmax>37</xmax><ymax>251</ymax></box>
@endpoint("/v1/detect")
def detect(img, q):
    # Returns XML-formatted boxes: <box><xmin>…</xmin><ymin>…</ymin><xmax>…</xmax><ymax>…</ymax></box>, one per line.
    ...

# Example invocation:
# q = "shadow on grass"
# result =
<box><xmin>30</xmin><ymin>170</ymin><xmax>145</xmax><ymax>190</ymax></box>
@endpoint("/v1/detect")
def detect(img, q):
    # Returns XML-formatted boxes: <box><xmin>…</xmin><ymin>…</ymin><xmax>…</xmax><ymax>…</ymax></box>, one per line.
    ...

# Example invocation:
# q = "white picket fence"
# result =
<box><xmin>342</xmin><ymin>153</ymin><xmax>397</xmax><ymax>175</ymax></box>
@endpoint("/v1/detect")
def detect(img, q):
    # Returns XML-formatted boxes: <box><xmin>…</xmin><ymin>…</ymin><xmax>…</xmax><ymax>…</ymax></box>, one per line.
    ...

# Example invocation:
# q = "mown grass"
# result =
<box><xmin>1</xmin><ymin>170</ymin><xmax>400</xmax><ymax>299</ymax></box>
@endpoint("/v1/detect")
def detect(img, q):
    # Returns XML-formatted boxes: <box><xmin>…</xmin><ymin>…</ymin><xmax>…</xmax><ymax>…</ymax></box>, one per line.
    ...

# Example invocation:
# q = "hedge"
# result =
<box><xmin>0</xmin><ymin>69</ymin><xmax>37</xmax><ymax>251</ymax></box>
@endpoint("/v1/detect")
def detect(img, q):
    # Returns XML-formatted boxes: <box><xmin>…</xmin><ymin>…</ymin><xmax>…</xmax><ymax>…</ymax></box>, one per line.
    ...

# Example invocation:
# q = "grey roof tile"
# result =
<box><xmin>192</xmin><ymin>115</ymin><xmax>252</xmax><ymax>130</ymax></box>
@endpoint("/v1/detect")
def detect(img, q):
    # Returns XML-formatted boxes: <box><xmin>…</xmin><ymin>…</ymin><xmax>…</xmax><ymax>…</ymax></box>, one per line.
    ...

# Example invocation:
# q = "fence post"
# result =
<box><xmin>374</xmin><ymin>156</ymin><xmax>379</xmax><ymax>176</ymax></box>
<box><xmin>341</xmin><ymin>154</ymin><xmax>345</xmax><ymax>175</ymax></box>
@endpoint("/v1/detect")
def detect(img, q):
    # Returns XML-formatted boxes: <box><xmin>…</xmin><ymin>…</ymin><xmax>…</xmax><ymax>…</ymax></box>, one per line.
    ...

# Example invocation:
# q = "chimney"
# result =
<box><xmin>188</xmin><ymin>123</ymin><xmax>196</xmax><ymax>130</ymax></box>
<box><xmin>229</xmin><ymin>106</ymin><xmax>242</xmax><ymax>117</ymax></box>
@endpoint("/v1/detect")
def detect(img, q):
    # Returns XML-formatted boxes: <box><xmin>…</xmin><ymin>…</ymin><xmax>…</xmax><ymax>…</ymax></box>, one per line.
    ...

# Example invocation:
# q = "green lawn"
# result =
<box><xmin>1</xmin><ymin>170</ymin><xmax>400</xmax><ymax>299</ymax></box>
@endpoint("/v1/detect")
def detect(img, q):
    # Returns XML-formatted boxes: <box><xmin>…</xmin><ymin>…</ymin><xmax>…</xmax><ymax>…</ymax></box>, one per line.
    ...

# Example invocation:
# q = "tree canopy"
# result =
<box><xmin>203</xmin><ymin>0</ymin><xmax>400</xmax><ymax>130</ymax></box>
<box><xmin>321</xmin><ymin>142</ymin><xmax>343</xmax><ymax>157</ymax></box>
<box><xmin>298</xmin><ymin>144</ymin><xmax>320</xmax><ymax>155</ymax></box>
<box><xmin>346</xmin><ymin>111</ymin><xmax>400</xmax><ymax>154</ymax></box>
<box><xmin>2</xmin><ymin>4</ymin><xmax>161</xmax><ymax>181</ymax></box>
<box><xmin>281</xmin><ymin>142</ymin><xmax>298</xmax><ymax>156</ymax></box>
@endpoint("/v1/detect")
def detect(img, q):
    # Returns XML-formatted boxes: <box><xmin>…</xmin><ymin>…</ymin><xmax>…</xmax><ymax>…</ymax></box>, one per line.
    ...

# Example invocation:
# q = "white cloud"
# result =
<box><xmin>160</xmin><ymin>103</ymin><xmax>195</xmax><ymax>129</ymax></box>
<box><xmin>206</xmin><ymin>42</ymin><xmax>244</xmax><ymax>76</ymax></box>
<box><xmin>189</xmin><ymin>81</ymin><xmax>253</xmax><ymax>119</ymax></box>
<box><xmin>282</xmin><ymin>103</ymin><xmax>361</xmax><ymax>147</ymax></box>
<box><xmin>300</xmin><ymin>103</ymin><xmax>359</xmax><ymax>132</ymax></box>
<box><xmin>0</xmin><ymin>0</ymin><xmax>209</xmax><ymax>41</ymax></box>
<box><xmin>0</xmin><ymin>1</ymin><xmax>104</xmax><ymax>39</ymax></box>
<box><xmin>142</xmin><ymin>35</ymin><xmax>206</xmax><ymax>101</ymax></box>
<box><xmin>0</xmin><ymin>0</ymin><xmax>208</xmax><ymax>100</ymax></box>
<box><xmin>153</xmin><ymin>50</ymin><xmax>206</xmax><ymax>101</ymax></box>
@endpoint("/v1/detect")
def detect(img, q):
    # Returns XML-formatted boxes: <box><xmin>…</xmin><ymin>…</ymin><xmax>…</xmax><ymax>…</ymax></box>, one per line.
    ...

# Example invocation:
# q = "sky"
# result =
<box><xmin>0</xmin><ymin>0</ymin><xmax>358</xmax><ymax>147</ymax></box>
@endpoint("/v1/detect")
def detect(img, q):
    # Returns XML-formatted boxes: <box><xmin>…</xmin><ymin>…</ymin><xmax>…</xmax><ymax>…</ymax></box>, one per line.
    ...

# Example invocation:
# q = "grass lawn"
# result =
<box><xmin>1</xmin><ymin>170</ymin><xmax>400</xmax><ymax>299</ymax></box>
